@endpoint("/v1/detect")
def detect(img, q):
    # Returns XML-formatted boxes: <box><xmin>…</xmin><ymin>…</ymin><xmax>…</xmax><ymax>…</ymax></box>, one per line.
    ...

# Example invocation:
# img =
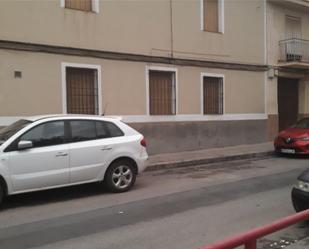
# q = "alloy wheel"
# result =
<box><xmin>111</xmin><ymin>165</ymin><xmax>133</xmax><ymax>190</ymax></box>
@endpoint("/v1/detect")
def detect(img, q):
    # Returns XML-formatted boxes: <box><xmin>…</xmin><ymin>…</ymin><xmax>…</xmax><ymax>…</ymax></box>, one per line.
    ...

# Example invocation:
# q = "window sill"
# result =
<box><xmin>64</xmin><ymin>7</ymin><xmax>96</xmax><ymax>13</ymax></box>
<box><xmin>202</xmin><ymin>30</ymin><xmax>224</xmax><ymax>35</ymax></box>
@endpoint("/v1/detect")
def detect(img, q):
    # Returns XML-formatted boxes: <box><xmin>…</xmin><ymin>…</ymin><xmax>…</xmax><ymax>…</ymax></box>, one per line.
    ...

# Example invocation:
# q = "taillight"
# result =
<box><xmin>140</xmin><ymin>138</ymin><xmax>147</xmax><ymax>147</ymax></box>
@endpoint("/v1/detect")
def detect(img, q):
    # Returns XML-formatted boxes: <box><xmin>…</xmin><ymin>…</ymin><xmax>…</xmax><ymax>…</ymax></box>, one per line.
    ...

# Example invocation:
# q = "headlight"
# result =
<box><xmin>295</xmin><ymin>180</ymin><xmax>309</xmax><ymax>192</ymax></box>
<box><xmin>298</xmin><ymin>137</ymin><xmax>309</xmax><ymax>141</ymax></box>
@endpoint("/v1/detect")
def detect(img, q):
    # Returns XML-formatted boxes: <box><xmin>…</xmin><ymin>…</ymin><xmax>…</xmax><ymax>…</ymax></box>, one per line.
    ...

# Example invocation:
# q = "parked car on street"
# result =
<box><xmin>274</xmin><ymin>118</ymin><xmax>309</xmax><ymax>155</ymax></box>
<box><xmin>292</xmin><ymin>169</ymin><xmax>309</xmax><ymax>212</ymax></box>
<box><xmin>0</xmin><ymin>115</ymin><xmax>148</xmax><ymax>205</ymax></box>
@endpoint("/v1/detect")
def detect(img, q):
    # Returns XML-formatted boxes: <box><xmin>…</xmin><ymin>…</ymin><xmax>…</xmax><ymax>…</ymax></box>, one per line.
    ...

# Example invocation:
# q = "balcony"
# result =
<box><xmin>279</xmin><ymin>38</ymin><xmax>309</xmax><ymax>69</ymax></box>
<box><xmin>269</xmin><ymin>0</ymin><xmax>309</xmax><ymax>11</ymax></box>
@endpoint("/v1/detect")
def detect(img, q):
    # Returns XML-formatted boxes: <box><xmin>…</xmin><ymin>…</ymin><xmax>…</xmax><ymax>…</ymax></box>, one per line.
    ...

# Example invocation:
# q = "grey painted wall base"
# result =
<box><xmin>130</xmin><ymin>120</ymin><xmax>268</xmax><ymax>155</ymax></box>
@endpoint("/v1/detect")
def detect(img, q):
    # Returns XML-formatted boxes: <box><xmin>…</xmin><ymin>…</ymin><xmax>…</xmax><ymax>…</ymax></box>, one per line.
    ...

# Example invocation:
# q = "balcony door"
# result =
<box><xmin>286</xmin><ymin>16</ymin><xmax>301</xmax><ymax>39</ymax></box>
<box><xmin>285</xmin><ymin>16</ymin><xmax>302</xmax><ymax>61</ymax></box>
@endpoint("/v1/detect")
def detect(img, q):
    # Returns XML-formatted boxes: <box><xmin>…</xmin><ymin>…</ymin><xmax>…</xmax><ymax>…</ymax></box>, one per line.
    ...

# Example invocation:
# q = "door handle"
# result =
<box><xmin>101</xmin><ymin>147</ymin><xmax>112</xmax><ymax>151</ymax></box>
<box><xmin>55</xmin><ymin>152</ymin><xmax>68</xmax><ymax>157</ymax></box>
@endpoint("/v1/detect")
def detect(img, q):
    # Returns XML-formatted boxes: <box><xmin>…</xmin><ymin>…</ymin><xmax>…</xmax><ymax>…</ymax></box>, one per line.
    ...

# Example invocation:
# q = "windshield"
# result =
<box><xmin>293</xmin><ymin>118</ymin><xmax>309</xmax><ymax>129</ymax></box>
<box><xmin>0</xmin><ymin>119</ymin><xmax>32</xmax><ymax>145</ymax></box>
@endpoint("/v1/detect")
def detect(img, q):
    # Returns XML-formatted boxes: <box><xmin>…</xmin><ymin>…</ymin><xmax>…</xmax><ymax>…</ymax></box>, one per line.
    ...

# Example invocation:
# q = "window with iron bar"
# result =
<box><xmin>149</xmin><ymin>70</ymin><xmax>176</xmax><ymax>115</ymax></box>
<box><xmin>66</xmin><ymin>67</ymin><xmax>99</xmax><ymax>115</ymax></box>
<box><xmin>203</xmin><ymin>76</ymin><xmax>223</xmax><ymax>115</ymax></box>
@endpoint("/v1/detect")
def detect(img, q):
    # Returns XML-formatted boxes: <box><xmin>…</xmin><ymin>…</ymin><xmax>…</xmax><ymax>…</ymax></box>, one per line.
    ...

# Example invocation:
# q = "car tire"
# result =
<box><xmin>292</xmin><ymin>201</ymin><xmax>304</xmax><ymax>212</ymax></box>
<box><xmin>292</xmin><ymin>197</ymin><xmax>306</xmax><ymax>212</ymax></box>
<box><xmin>0</xmin><ymin>184</ymin><xmax>4</xmax><ymax>206</ymax></box>
<box><xmin>104</xmin><ymin>160</ymin><xmax>136</xmax><ymax>193</ymax></box>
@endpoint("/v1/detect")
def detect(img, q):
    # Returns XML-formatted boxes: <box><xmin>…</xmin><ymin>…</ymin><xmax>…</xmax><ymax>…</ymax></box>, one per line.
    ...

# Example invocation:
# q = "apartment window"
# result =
<box><xmin>202</xmin><ymin>0</ymin><xmax>223</xmax><ymax>33</ymax></box>
<box><xmin>203</xmin><ymin>76</ymin><xmax>223</xmax><ymax>115</ymax></box>
<box><xmin>66</xmin><ymin>67</ymin><xmax>99</xmax><ymax>115</ymax></box>
<box><xmin>149</xmin><ymin>70</ymin><xmax>176</xmax><ymax>115</ymax></box>
<box><xmin>65</xmin><ymin>0</ymin><xmax>92</xmax><ymax>11</ymax></box>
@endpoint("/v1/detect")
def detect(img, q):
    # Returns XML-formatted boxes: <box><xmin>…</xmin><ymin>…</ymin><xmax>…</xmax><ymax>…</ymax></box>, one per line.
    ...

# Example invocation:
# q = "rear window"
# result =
<box><xmin>97</xmin><ymin>121</ymin><xmax>124</xmax><ymax>137</ymax></box>
<box><xmin>95</xmin><ymin>121</ymin><xmax>110</xmax><ymax>139</ymax></box>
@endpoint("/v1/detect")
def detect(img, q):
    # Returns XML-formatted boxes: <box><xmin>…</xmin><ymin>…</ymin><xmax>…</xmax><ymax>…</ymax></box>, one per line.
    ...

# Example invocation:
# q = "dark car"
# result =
<box><xmin>274</xmin><ymin>118</ymin><xmax>309</xmax><ymax>155</ymax></box>
<box><xmin>292</xmin><ymin>169</ymin><xmax>309</xmax><ymax>212</ymax></box>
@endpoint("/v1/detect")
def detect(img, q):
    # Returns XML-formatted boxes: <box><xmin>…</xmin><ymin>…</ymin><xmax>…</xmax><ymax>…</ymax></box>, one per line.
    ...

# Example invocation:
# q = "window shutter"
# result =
<box><xmin>204</xmin><ymin>0</ymin><xmax>219</xmax><ymax>32</ymax></box>
<box><xmin>65</xmin><ymin>0</ymin><xmax>92</xmax><ymax>11</ymax></box>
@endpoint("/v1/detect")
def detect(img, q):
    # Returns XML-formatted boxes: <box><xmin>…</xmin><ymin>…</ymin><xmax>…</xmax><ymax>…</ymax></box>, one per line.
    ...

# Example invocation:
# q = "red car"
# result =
<box><xmin>274</xmin><ymin>118</ymin><xmax>309</xmax><ymax>155</ymax></box>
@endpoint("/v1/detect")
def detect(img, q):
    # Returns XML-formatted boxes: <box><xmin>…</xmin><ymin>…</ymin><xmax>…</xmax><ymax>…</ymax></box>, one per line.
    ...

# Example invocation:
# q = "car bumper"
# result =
<box><xmin>274</xmin><ymin>140</ymin><xmax>309</xmax><ymax>154</ymax></box>
<box><xmin>291</xmin><ymin>188</ymin><xmax>309</xmax><ymax>212</ymax></box>
<box><xmin>136</xmin><ymin>155</ymin><xmax>148</xmax><ymax>174</ymax></box>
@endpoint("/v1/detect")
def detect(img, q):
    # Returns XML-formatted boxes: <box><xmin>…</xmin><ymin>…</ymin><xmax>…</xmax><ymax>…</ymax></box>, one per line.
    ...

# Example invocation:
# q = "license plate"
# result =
<box><xmin>281</xmin><ymin>149</ymin><xmax>295</xmax><ymax>154</ymax></box>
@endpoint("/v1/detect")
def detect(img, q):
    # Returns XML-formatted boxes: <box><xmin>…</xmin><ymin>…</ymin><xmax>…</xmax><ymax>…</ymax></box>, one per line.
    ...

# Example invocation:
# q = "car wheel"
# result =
<box><xmin>104</xmin><ymin>160</ymin><xmax>136</xmax><ymax>193</ymax></box>
<box><xmin>292</xmin><ymin>198</ymin><xmax>306</xmax><ymax>212</ymax></box>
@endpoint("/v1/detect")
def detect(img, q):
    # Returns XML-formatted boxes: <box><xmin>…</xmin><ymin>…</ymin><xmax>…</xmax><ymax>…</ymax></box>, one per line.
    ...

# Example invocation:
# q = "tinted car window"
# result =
<box><xmin>20</xmin><ymin>121</ymin><xmax>65</xmax><ymax>148</ymax></box>
<box><xmin>0</xmin><ymin>119</ymin><xmax>32</xmax><ymax>145</ymax></box>
<box><xmin>70</xmin><ymin>120</ymin><xmax>96</xmax><ymax>142</ymax></box>
<box><xmin>95</xmin><ymin>121</ymin><xmax>124</xmax><ymax>139</ymax></box>
<box><xmin>96</xmin><ymin>122</ymin><xmax>110</xmax><ymax>139</ymax></box>
<box><xmin>105</xmin><ymin>122</ymin><xmax>124</xmax><ymax>137</ymax></box>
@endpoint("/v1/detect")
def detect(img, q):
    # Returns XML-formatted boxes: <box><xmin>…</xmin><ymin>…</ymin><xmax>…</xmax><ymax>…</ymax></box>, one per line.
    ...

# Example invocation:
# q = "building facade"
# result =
<box><xmin>266</xmin><ymin>0</ymin><xmax>309</xmax><ymax>140</ymax></box>
<box><xmin>0</xmin><ymin>0</ymin><xmax>307</xmax><ymax>154</ymax></box>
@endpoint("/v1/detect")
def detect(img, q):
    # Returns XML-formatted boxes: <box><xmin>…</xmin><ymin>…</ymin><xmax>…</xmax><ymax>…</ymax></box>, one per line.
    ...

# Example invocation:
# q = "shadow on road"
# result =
<box><xmin>1</xmin><ymin>183</ymin><xmax>108</xmax><ymax>210</ymax></box>
<box><xmin>276</xmin><ymin>153</ymin><xmax>309</xmax><ymax>160</ymax></box>
<box><xmin>1</xmin><ymin>179</ymin><xmax>145</xmax><ymax>210</ymax></box>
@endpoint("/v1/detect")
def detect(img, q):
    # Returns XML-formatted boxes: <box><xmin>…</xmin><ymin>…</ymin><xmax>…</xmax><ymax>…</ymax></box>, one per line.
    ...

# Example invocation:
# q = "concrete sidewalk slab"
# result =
<box><xmin>146</xmin><ymin>142</ymin><xmax>274</xmax><ymax>171</ymax></box>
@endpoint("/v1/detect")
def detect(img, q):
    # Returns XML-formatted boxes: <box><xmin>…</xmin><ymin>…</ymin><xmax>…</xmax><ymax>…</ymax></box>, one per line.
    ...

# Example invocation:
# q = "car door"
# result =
<box><xmin>7</xmin><ymin>121</ymin><xmax>69</xmax><ymax>192</ymax></box>
<box><xmin>68</xmin><ymin>120</ymin><xmax>123</xmax><ymax>183</ymax></box>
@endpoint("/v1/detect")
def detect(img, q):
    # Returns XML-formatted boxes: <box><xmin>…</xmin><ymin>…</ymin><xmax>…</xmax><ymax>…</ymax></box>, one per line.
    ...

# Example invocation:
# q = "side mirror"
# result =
<box><xmin>18</xmin><ymin>140</ymin><xmax>33</xmax><ymax>150</ymax></box>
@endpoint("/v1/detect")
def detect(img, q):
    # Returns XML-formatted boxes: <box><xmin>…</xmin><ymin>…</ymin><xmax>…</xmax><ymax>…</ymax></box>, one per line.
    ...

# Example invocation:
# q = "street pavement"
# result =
<box><xmin>0</xmin><ymin>156</ymin><xmax>309</xmax><ymax>249</ymax></box>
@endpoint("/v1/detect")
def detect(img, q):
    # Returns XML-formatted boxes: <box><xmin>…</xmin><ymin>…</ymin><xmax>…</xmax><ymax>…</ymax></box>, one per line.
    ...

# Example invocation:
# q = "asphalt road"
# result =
<box><xmin>0</xmin><ymin>156</ymin><xmax>309</xmax><ymax>249</ymax></box>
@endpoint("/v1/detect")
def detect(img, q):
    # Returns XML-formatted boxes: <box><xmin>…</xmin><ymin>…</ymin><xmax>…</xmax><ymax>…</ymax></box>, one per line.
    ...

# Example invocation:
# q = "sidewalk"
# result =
<box><xmin>147</xmin><ymin>142</ymin><xmax>274</xmax><ymax>171</ymax></box>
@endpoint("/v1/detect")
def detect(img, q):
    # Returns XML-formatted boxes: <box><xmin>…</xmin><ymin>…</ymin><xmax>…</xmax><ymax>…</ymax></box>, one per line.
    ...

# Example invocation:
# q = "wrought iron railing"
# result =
<box><xmin>279</xmin><ymin>38</ymin><xmax>309</xmax><ymax>63</ymax></box>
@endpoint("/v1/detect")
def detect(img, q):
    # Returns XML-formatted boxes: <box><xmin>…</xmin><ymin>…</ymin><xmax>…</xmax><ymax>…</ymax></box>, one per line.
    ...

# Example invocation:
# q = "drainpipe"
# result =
<box><xmin>170</xmin><ymin>0</ymin><xmax>174</xmax><ymax>58</ymax></box>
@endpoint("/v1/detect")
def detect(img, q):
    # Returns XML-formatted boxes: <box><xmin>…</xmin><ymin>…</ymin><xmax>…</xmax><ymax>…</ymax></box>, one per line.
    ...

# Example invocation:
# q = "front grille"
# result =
<box><xmin>278</xmin><ymin>136</ymin><xmax>295</xmax><ymax>144</ymax></box>
<box><xmin>285</xmin><ymin>139</ymin><xmax>296</xmax><ymax>144</ymax></box>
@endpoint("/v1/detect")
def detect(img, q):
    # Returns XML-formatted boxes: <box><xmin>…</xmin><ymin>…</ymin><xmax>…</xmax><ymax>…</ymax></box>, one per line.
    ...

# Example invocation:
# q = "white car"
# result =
<box><xmin>0</xmin><ymin>115</ymin><xmax>148</xmax><ymax>204</ymax></box>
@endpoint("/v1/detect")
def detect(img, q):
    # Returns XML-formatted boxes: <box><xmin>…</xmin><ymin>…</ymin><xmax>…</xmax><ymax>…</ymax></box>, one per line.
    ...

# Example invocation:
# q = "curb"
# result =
<box><xmin>146</xmin><ymin>151</ymin><xmax>275</xmax><ymax>171</ymax></box>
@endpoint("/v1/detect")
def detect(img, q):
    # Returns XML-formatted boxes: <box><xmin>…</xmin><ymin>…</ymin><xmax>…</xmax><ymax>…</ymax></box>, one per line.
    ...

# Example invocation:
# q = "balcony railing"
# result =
<box><xmin>279</xmin><ymin>38</ymin><xmax>309</xmax><ymax>63</ymax></box>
